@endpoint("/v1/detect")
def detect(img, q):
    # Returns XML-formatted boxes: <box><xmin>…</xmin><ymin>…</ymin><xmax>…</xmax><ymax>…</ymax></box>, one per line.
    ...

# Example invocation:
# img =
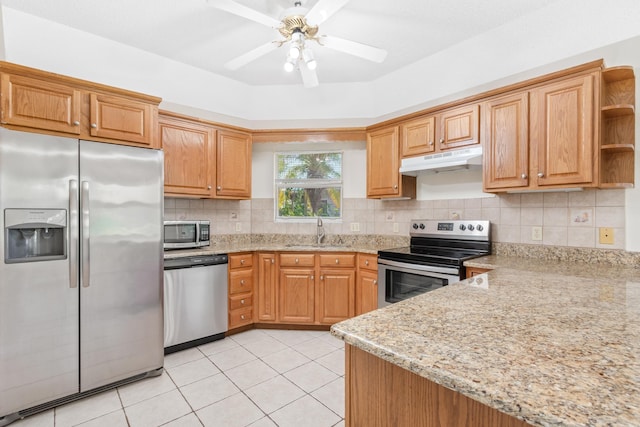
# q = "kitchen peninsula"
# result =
<box><xmin>331</xmin><ymin>257</ymin><xmax>640</xmax><ymax>426</ymax></box>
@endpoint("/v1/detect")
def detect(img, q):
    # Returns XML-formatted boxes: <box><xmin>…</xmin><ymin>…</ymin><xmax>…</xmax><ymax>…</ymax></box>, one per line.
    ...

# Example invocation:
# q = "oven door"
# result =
<box><xmin>378</xmin><ymin>259</ymin><xmax>460</xmax><ymax>307</ymax></box>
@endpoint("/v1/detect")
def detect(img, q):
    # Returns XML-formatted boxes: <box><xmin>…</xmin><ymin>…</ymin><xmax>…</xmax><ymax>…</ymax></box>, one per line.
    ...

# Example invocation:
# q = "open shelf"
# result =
<box><xmin>602</xmin><ymin>66</ymin><xmax>635</xmax><ymax>82</ymax></box>
<box><xmin>601</xmin><ymin>144</ymin><xmax>635</xmax><ymax>153</ymax></box>
<box><xmin>599</xmin><ymin>182</ymin><xmax>634</xmax><ymax>189</ymax></box>
<box><xmin>602</xmin><ymin>104</ymin><xmax>635</xmax><ymax>118</ymax></box>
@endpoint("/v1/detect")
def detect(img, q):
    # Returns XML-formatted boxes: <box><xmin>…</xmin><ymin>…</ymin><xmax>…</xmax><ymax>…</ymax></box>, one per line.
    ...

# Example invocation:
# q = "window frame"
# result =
<box><xmin>274</xmin><ymin>150</ymin><xmax>344</xmax><ymax>222</ymax></box>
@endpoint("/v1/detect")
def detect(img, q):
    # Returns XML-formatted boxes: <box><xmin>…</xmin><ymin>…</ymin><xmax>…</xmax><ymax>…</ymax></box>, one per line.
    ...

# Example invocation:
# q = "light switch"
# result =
<box><xmin>599</xmin><ymin>227</ymin><xmax>614</xmax><ymax>245</ymax></box>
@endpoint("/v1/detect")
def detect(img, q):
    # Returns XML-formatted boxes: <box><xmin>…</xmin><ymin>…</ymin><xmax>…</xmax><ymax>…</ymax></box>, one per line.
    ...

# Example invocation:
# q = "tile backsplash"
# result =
<box><xmin>164</xmin><ymin>188</ymin><xmax>625</xmax><ymax>250</ymax></box>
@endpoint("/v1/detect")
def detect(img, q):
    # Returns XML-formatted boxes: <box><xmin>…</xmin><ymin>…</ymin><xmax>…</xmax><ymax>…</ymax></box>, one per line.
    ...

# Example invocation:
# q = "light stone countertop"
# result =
<box><xmin>163</xmin><ymin>244</ymin><xmax>385</xmax><ymax>259</ymax></box>
<box><xmin>330</xmin><ymin>256</ymin><xmax>640</xmax><ymax>426</ymax></box>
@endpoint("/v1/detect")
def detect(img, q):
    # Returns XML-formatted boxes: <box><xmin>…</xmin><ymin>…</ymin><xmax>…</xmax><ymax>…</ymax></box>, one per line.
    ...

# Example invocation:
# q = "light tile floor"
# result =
<box><xmin>11</xmin><ymin>329</ymin><xmax>345</xmax><ymax>427</ymax></box>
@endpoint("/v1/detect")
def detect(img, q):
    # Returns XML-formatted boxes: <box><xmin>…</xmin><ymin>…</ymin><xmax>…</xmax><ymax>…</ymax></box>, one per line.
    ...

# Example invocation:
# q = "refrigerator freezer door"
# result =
<box><xmin>78</xmin><ymin>140</ymin><xmax>164</xmax><ymax>392</ymax></box>
<box><xmin>0</xmin><ymin>129</ymin><xmax>79</xmax><ymax>415</ymax></box>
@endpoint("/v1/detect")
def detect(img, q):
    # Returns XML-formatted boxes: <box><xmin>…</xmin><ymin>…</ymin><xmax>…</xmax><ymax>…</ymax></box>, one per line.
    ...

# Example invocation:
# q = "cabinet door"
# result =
<box><xmin>89</xmin><ymin>93</ymin><xmax>154</xmax><ymax>146</ymax></box>
<box><xmin>278</xmin><ymin>268</ymin><xmax>315</xmax><ymax>324</ymax></box>
<box><xmin>257</xmin><ymin>253</ymin><xmax>277</xmax><ymax>322</ymax></box>
<box><xmin>317</xmin><ymin>269</ymin><xmax>355</xmax><ymax>324</ymax></box>
<box><xmin>483</xmin><ymin>92</ymin><xmax>529</xmax><ymax>190</ymax></box>
<box><xmin>159</xmin><ymin>116</ymin><xmax>215</xmax><ymax>197</ymax></box>
<box><xmin>1</xmin><ymin>73</ymin><xmax>81</xmax><ymax>134</ymax></box>
<box><xmin>367</xmin><ymin>126</ymin><xmax>400</xmax><ymax>197</ymax></box>
<box><xmin>356</xmin><ymin>269</ymin><xmax>378</xmax><ymax>315</ymax></box>
<box><xmin>216</xmin><ymin>129</ymin><xmax>252</xmax><ymax>199</ymax></box>
<box><xmin>438</xmin><ymin>103</ymin><xmax>480</xmax><ymax>150</ymax></box>
<box><xmin>401</xmin><ymin>116</ymin><xmax>436</xmax><ymax>158</ymax></box>
<box><xmin>531</xmin><ymin>74</ymin><xmax>595</xmax><ymax>187</ymax></box>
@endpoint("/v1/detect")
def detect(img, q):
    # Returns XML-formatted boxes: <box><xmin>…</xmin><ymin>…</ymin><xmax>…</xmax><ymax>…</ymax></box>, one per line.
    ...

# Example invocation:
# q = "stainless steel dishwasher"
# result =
<box><xmin>163</xmin><ymin>254</ymin><xmax>228</xmax><ymax>354</ymax></box>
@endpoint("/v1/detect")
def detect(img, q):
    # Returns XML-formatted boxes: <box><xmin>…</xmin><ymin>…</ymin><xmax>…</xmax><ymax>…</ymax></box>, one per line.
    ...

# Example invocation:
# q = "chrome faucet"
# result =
<box><xmin>316</xmin><ymin>217</ymin><xmax>325</xmax><ymax>245</ymax></box>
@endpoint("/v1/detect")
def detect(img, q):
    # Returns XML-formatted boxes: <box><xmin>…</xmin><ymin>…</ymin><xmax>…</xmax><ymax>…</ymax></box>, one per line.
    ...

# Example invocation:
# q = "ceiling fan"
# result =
<box><xmin>208</xmin><ymin>0</ymin><xmax>388</xmax><ymax>87</ymax></box>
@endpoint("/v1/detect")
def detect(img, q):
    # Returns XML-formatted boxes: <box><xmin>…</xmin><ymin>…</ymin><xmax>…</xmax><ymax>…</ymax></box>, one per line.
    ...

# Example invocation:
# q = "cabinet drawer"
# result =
<box><xmin>229</xmin><ymin>270</ymin><xmax>253</xmax><ymax>295</ymax></box>
<box><xmin>358</xmin><ymin>254</ymin><xmax>378</xmax><ymax>271</ymax></box>
<box><xmin>229</xmin><ymin>253</ymin><xmax>253</xmax><ymax>269</ymax></box>
<box><xmin>229</xmin><ymin>294</ymin><xmax>253</xmax><ymax>311</ymax></box>
<box><xmin>279</xmin><ymin>253</ymin><xmax>315</xmax><ymax>267</ymax></box>
<box><xmin>229</xmin><ymin>307</ymin><xmax>253</xmax><ymax>328</ymax></box>
<box><xmin>319</xmin><ymin>253</ymin><xmax>356</xmax><ymax>268</ymax></box>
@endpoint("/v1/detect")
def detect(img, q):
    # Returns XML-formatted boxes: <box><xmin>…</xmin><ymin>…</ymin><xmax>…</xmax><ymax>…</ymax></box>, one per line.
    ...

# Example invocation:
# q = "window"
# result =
<box><xmin>275</xmin><ymin>151</ymin><xmax>342</xmax><ymax>220</ymax></box>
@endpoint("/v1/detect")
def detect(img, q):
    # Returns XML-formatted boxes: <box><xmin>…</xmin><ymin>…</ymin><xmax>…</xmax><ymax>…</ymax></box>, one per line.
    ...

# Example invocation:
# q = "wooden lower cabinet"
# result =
<box><xmin>345</xmin><ymin>345</ymin><xmax>529</xmax><ymax>427</ymax></box>
<box><xmin>256</xmin><ymin>253</ymin><xmax>277</xmax><ymax>322</ymax></box>
<box><xmin>466</xmin><ymin>266</ymin><xmax>492</xmax><ymax>278</ymax></box>
<box><xmin>228</xmin><ymin>253</ymin><xmax>255</xmax><ymax>330</ymax></box>
<box><xmin>278</xmin><ymin>267</ymin><xmax>316</xmax><ymax>324</ymax></box>
<box><xmin>356</xmin><ymin>253</ymin><xmax>378</xmax><ymax>315</ymax></box>
<box><xmin>317</xmin><ymin>268</ymin><xmax>355</xmax><ymax>324</ymax></box>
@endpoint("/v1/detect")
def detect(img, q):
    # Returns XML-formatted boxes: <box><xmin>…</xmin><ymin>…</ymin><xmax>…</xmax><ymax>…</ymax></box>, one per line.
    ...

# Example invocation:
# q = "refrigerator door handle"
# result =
<box><xmin>69</xmin><ymin>179</ymin><xmax>79</xmax><ymax>288</ymax></box>
<box><xmin>81</xmin><ymin>181</ymin><xmax>90</xmax><ymax>288</ymax></box>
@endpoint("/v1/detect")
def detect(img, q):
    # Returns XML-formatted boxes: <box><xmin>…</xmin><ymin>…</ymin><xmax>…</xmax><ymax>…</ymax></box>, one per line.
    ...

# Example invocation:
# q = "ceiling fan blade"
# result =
<box><xmin>319</xmin><ymin>35</ymin><xmax>387</xmax><ymax>63</ymax></box>
<box><xmin>304</xmin><ymin>0</ymin><xmax>349</xmax><ymax>26</ymax></box>
<box><xmin>207</xmin><ymin>0</ymin><xmax>281</xmax><ymax>28</ymax></box>
<box><xmin>299</xmin><ymin>62</ymin><xmax>319</xmax><ymax>88</ymax></box>
<box><xmin>224</xmin><ymin>41</ymin><xmax>280</xmax><ymax>70</ymax></box>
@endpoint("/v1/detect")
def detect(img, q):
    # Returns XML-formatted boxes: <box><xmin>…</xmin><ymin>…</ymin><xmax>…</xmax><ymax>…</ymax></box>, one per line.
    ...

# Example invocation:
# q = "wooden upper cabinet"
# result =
<box><xmin>89</xmin><ymin>93</ymin><xmax>154</xmax><ymax>147</ymax></box>
<box><xmin>482</xmin><ymin>92</ymin><xmax>530</xmax><ymax>191</ymax></box>
<box><xmin>401</xmin><ymin>115</ymin><xmax>436</xmax><ymax>158</ymax></box>
<box><xmin>0</xmin><ymin>73</ymin><xmax>82</xmax><ymax>134</ymax></box>
<box><xmin>530</xmin><ymin>73</ymin><xmax>595</xmax><ymax>187</ymax></box>
<box><xmin>367</xmin><ymin>126</ymin><xmax>416</xmax><ymax>199</ymax></box>
<box><xmin>216</xmin><ymin>129</ymin><xmax>252</xmax><ymax>199</ymax></box>
<box><xmin>438</xmin><ymin>103</ymin><xmax>480</xmax><ymax>150</ymax></box>
<box><xmin>159</xmin><ymin>115</ymin><xmax>215</xmax><ymax>197</ymax></box>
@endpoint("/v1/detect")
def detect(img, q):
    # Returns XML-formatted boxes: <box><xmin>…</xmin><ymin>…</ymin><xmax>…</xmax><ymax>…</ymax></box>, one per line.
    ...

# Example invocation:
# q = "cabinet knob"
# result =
<box><xmin>320</xmin><ymin>275</ymin><xmax>324</xmax><ymax>280</ymax></box>
<box><xmin>241</xmin><ymin>315</ymin><xmax>246</xmax><ymax>320</ymax></box>
<box><xmin>217</xmin><ymin>186</ymin><xmax>222</xmax><ymax>191</ymax></box>
<box><xmin>373</xmin><ymin>280</ymin><xmax>377</xmax><ymax>285</ymax></box>
<box><xmin>90</xmin><ymin>123</ymin><xmax>97</xmax><ymax>129</ymax></box>
<box><xmin>240</xmin><ymin>279</ymin><xmax>245</xmax><ymax>285</ymax></box>
<box><xmin>537</xmin><ymin>172</ymin><xmax>545</xmax><ymax>178</ymax></box>
<box><xmin>240</xmin><ymin>259</ymin><xmax>245</xmax><ymax>264</ymax></box>
<box><xmin>310</xmin><ymin>275</ymin><xmax>314</xmax><ymax>281</ymax></box>
<box><xmin>428</xmin><ymin>141</ymin><xmax>434</xmax><ymax>146</ymax></box>
<box><xmin>440</xmin><ymin>138</ymin><xmax>444</xmax><ymax>143</ymax></box>
<box><xmin>335</xmin><ymin>259</ymin><xmax>339</xmax><ymax>264</ymax></box>
<box><xmin>207</xmin><ymin>185</ymin><xmax>212</xmax><ymax>190</ymax></box>
<box><xmin>521</xmin><ymin>173</ymin><xmax>528</xmax><ymax>179</ymax></box>
<box><xmin>271</xmin><ymin>259</ymin><xmax>275</xmax><ymax>264</ymax></box>
<box><xmin>241</xmin><ymin>299</ymin><xmax>245</xmax><ymax>304</ymax></box>
<box><xmin>295</xmin><ymin>258</ymin><xmax>299</xmax><ymax>264</ymax></box>
<box><xmin>73</xmin><ymin>121</ymin><xmax>80</xmax><ymax>126</ymax></box>
<box><xmin>393</xmin><ymin>185</ymin><xmax>398</xmax><ymax>189</ymax></box>
<box><xmin>365</xmin><ymin>260</ymin><xmax>369</xmax><ymax>266</ymax></box>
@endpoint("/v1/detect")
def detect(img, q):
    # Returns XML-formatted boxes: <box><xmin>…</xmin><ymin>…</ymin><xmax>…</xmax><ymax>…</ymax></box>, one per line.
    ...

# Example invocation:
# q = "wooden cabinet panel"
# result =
<box><xmin>358</xmin><ymin>253</ymin><xmax>378</xmax><ymax>271</ymax></box>
<box><xmin>278</xmin><ymin>268</ymin><xmax>315</xmax><ymax>324</ymax></box>
<box><xmin>356</xmin><ymin>269</ymin><xmax>378</xmax><ymax>316</ymax></box>
<box><xmin>216</xmin><ymin>129</ymin><xmax>251</xmax><ymax>199</ymax></box>
<box><xmin>229</xmin><ymin>307</ymin><xmax>253</xmax><ymax>329</ymax></box>
<box><xmin>531</xmin><ymin>74</ymin><xmax>595</xmax><ymax>187</ymax></box>
<box><xmin>465</xmin><ymin>267</ymin><xmax>491</xmax><ymax>278</ymax></box>
<box><xmin>482</xmin><ymin>92</ymin><xmax>529</xmax><ymax>191</ymax></box>
<box><xmin>318</xmin><ymin>269</ymin><xmax>355</xmax><ymax>324</ymax></box>
<box><xmin>257</xmin><ymin>253</ymin><xmax>277</xmax><ymax>322</ymax></box>
<box><xmin>367</xmin><ymin>126</ymin><xmax>416</xmax><ymax>199</ymax></box>
<box><xmin>279</xmin><ymin>253</ymin><xmax>315</xmax><ymax>267</ymax></box>
<box><xmin>229</xmin><ymin>253</ymin><xmax>254</xmax><ymax>269</ymax></box>
<box><xmin>0</xmin><ymin>74</ymin><xmax>81</xmax><ymax>134</ymax></box>
<box><xmin>229</xmin><ymin>294</ymin><xmax>253</xmax><ymax>311</ymax></box>
<box><xmin>160</xmin><ymin>115</ymin><xmax>215</xmax><ymax>197</ymax></box>
<box><xmin>319</xmin><ymin>253</ymin><xmax>356</xmax><ymax>268</ymax></box>
<box><xmin>229</xmin><ymin>269</ymin><xmax>253</xmax><ymax>295</ymax></box>
<box><xmin>89</xmin><ymin>93</ymin><xmax>154</xmax><ymax>146</ymax></box>
<box><xmin>438</xmin><ymin>103</ymin><xmax>480</xmax><ymax>150</ymax></box>
<box><xmin>401</xmin><ymin>115</ymin><xmax>436</xmax><ymax>158</ymax></box>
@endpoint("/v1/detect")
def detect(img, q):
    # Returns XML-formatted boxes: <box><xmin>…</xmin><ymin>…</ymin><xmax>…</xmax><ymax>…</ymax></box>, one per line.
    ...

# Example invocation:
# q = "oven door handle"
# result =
<box><xmin>377</xmin><ymin>258</ymin><xmax>459</xmax><ymax>276</ymax></box>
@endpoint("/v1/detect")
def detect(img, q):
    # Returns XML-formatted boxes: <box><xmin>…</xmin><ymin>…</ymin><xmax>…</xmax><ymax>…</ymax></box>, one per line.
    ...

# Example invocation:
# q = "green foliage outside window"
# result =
<box><xmin>276</xmin><ymin>152</ymin><xmax>342</xmax><ymax>219</ymax></box>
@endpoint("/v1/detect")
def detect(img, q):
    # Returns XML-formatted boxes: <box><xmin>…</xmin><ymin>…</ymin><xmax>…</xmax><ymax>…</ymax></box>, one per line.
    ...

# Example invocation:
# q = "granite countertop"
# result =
<box><xmin>163</xmin><ymin>243</ymin><xmax>382</xmax><ymax>259</ymax></box>
<box><xmin>331</xmin><ymin>256</ymin><xmax>640</xmax><ymax>426</ymax></box>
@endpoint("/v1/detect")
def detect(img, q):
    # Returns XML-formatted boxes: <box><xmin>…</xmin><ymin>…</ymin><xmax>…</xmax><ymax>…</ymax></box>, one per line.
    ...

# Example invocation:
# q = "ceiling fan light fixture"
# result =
<box><xmin>288</xmin><ymin>44</ymin><xmax>301</xmax><ymax>59</ymax></box>
<box><xmin>284</xmin><ymin>58</ymin><xmax>296</xmax><ymax>72</ymax></box>
<box><xmin>302</xmin><ymin>48</ymin><xmax>317</xmax><ymax>70</ymax></box>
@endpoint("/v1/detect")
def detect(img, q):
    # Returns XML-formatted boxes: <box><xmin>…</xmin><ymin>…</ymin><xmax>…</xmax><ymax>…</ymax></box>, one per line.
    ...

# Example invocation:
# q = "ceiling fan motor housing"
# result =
<box><xmin>279</xmin><ymin>15</ymin><xmax>318</xmax><ymax>40</ymax></box>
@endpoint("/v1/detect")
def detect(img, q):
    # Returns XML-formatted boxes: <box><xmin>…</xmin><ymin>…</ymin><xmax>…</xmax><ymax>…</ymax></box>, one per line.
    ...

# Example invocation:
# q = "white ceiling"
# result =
<box><xmin>1</xmin><ymin>0</ymin><xmax>562</xmax><ymax>87</ymax></box>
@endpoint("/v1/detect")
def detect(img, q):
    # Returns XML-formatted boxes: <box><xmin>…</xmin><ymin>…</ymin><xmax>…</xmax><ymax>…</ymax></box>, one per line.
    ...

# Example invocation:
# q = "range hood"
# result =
<box><xmin>399</xmin><ymin>146</ymin><xmax>483</xmax><ymax>175</ymax></box>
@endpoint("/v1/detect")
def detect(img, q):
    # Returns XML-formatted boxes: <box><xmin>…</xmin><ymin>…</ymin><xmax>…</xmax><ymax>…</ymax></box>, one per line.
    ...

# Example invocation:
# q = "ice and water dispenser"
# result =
<box><xmin>4</xmin><ymin>209</ymin><xmax>67</xmax><ymax>263</ymax></box>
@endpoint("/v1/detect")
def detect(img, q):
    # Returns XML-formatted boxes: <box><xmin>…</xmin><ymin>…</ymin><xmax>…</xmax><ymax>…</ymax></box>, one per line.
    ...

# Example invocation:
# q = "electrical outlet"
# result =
<box><xmin>531</xmin><ymin>226</ymin><xmax>542</xmax><ymax>241</ymax></box>
<box><xmin>235</xmin><ymin>222</ymin><xmax>242</xmax><ymax>232</ymax></box>
<box><xmin>599</xmin><ymin>227</ymin><xmax>614</xmax><ymax>245</ymax></box>
<box><xmin>350</xmin><ymin>222</ymin><xmax>360</xmax><ymax>232</ymax></box>
<box><xmin>393</xmin><ymin>223</ymin><xmax>399</xmax><ymax>233</ymax></box>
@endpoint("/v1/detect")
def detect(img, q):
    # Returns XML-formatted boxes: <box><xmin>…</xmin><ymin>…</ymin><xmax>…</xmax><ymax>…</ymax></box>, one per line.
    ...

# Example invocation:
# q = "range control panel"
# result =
<box><xmin>410</xmin><ymin>220</ymin><xmax>490</xmax><ymax>240</ymax></box>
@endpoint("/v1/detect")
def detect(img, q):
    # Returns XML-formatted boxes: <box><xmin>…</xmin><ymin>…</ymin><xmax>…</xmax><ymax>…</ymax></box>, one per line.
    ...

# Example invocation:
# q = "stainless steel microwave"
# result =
<box><xmin>164</xmin><ymin>220</ymin><xmax>210</xmax><ymax>250</ymax></box>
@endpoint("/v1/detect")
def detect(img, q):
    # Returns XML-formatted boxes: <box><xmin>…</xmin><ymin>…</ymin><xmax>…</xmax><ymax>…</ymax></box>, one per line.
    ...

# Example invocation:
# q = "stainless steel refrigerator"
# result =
<box><xmin>0</xmin><ymin>128</ymin><xmax>164</xmax><ymax>425</ymax></box>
